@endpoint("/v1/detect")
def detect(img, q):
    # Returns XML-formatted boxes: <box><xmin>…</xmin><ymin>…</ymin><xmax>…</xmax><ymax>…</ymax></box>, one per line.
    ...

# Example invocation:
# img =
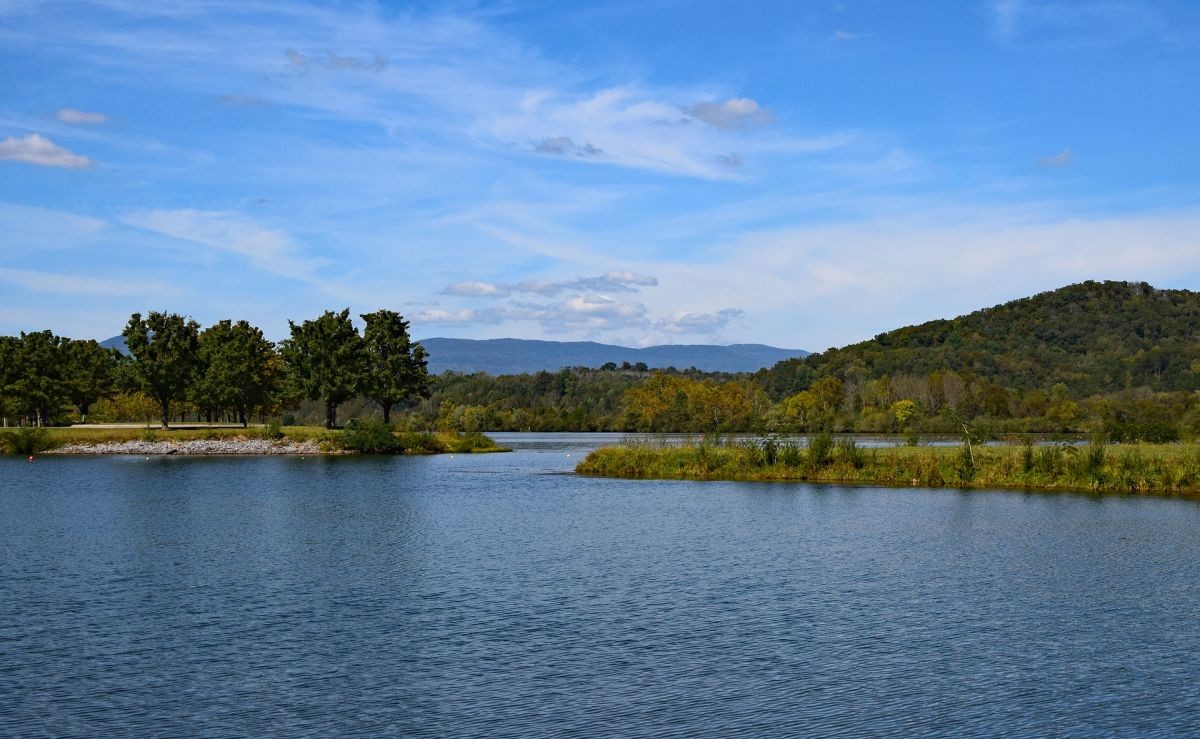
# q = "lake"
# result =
<box><xmin>3</xmin><ymin>432</ymin><xmax>1200</xmax><ymax>736</ymax></box>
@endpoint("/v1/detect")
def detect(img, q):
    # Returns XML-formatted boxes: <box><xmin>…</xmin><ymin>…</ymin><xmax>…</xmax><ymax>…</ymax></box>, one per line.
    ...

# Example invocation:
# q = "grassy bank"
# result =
<box><xmin>0</xmin><ymin>424</ymin><xmax>508</xmax><ymax>455</ymax></box>
<box><xmin>576</xmin><ymin>437</ymin><xmax>1200</xmax><ymax>496</ymax></box>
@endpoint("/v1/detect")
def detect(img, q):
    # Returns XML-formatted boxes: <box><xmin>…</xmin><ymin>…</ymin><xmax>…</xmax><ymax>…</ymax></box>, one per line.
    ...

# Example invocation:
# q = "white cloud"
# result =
<box><xmin>123</xmin><ymin>209</ymin><xmax>327</xmax><ymax>284</ymax></box>
<box><xmin>990</xmin><ymin>0</ymin><xmax>1023</xmax><ymax>40</ymax></box>
<box><xmin>656</xmin><ymin>308</ymin><xmax>745</xmax><ymax>335</ymax></box>
<box><xmin>56</xmin><ymin>108</ymin><xmax>108</xmax><ymax>124</ymax></box>
<box><xmin>684</xmin><ymin>98</ymin><xmax>772</xmax><ymax>129</ymax></box>
<box><xmin>533</xmin><ymin>136</ymin><xmax>603</xmax><ymax>157</ymax></box>
<box><xmin>0</xmin><ymin>266</ymin><xmax>165</xmax><ymax>297</ymax></box>
<box><xmin>831</xmin><ymin>30</ymin><xmax>870</xmax><ymax>42</ymax></box>
<box><xmin>441</xmin><ymin>271</ymin><xmax>658</xmax><ymax>299</ymax></box>
<box><xmin>1038</xmin><ymin>148</ymin><xmax>1073</xmax><ymax>167</ymax></box>
<box><xmin>0</xmin><ymin>133</ymin><xmax>91</xmax><ymax>168</ymax></box>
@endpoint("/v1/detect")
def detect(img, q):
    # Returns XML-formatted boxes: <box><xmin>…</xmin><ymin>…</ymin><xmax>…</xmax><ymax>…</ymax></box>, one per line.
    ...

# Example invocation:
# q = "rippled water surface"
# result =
<box><xmin>4</xmin><ymin>433</ymin><xmax>1200</xmax><ymax>736</ymax></box>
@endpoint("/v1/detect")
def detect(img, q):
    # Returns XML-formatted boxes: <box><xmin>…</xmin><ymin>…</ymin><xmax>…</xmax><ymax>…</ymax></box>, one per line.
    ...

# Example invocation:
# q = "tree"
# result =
<box><xmin>197</xmin><ymin>320</ymin><xmax>281</xmax><ymax>427</ymax></box>
<box><xmin>281</xmin><ymin>309</ymin><xmax>365</xmax><ymax>429</ymax></box>
<box><xmin>360</xmin><ymin>310</ymin><xmax>430</xmax><ymax>424</ymax></box>
<box><xmin>62</xmin><ymin>339</ymin><xmax>122</xmax><ymax>422</ymax></box>
<box><xmin>13</xmin><ymin>331</ymin><xmax>67</xmax><ymax>426</ymax></box>
<box><xmin>123</xmin><ymin>312</ymin><xmax>201</xmax><ymax>428</ymax></box>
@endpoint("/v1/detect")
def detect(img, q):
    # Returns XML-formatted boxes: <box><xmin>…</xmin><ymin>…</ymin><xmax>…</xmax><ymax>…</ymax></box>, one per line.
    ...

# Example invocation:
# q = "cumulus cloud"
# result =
<box><xmin>419</xmin><ymin>292</ymin><xmax>651</xmax><ymax>334</ymax></box>
<box><xmin>0</xmin><ymin>133</ymin><xmax>90</xmax><ymax>169</ymax></box>
<box><xmin>684</xmin><ymin>98</ymin><xmax>772</xmax><ymax>129</ymax></box>
<box><xmin>1038</xmin><ymin>149</ymin><xmax>1073</xmax><ymax>167</ymax></box>
<box><xmin>656</xmin><ymin>308</ymin><xmax>745</xmax><ymax>335</ymax></box>
<box><xmin>442</xmin><ymin>271</ymin><xmax>657</xmax><ymax>299</ymax></box>
<box><xmin>56</xmin><ymin>107</ymin><xmax>107</xmax><ymax>124</ymax></box>
<box><xmin>533</xmin><ymin>136</ymin><xmax>603</xmax><ymax>157</ymax></box>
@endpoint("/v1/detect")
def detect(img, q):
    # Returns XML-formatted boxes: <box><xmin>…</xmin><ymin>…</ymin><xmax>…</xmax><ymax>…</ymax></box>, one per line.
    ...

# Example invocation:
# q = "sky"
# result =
<box><xmin>1</xmin><ymin>0</ymin><xmax>1199</xmax><ymax>352</ymax></box>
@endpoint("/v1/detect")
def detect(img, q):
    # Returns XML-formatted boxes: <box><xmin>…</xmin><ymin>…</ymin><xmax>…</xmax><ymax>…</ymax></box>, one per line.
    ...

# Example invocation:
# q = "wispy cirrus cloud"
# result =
<box><xmin>56</xmin><ymin>108</ymin><xmax>108</xmax><ymax>124</ymax></box>
<box><xmin>0</xmin><ymin>133</ymin><xmax>91</xmax><ymax>168</ymax></box>
<box><xmin>0</xmin><ymin>265</ymin><xmax>167</xmax><ymax>297</ymax></box>
<box><xmin>123</xmin><ymin>209</ymin><xmax>328</xmax><ymax>285</ymax></box>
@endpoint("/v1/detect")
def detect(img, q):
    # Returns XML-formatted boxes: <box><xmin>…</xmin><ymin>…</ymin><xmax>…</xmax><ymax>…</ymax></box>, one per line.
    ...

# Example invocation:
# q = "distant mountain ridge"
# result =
<box><xmin>99</xmin><ymin>334</ymin><xmax>808</xmax><ymax>374</ymax></box>
<box><xmin>418</xmin><ymin>338</ymin><xmax>809</xmax><ymax>375</ymax></box>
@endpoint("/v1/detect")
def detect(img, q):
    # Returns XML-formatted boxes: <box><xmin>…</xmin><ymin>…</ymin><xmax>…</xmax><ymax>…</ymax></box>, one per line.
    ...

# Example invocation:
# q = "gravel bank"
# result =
<box><xmin>50</xmin><ymin>438</ymin><xmax>334</xmax><ymax>455</ymax></box>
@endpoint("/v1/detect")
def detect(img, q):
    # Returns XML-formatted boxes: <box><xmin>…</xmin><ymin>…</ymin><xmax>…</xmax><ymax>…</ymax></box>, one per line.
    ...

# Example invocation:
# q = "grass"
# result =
<box><xmin>575</xmin><ymin>437</ymin><xmax>1200</xmax><ymax>497</ymax></box>
<box><xmin>2</xmin><ymin>424</ymin><xmax>509</xmax><ymax>455</ymax></box>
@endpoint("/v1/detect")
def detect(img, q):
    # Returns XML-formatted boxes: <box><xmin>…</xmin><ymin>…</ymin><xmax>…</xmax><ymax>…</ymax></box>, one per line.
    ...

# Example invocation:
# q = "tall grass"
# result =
<box><xmin>576</xmin><ymin>437</ymin><xmax>1200</xmax><ymax>496</ymax></box>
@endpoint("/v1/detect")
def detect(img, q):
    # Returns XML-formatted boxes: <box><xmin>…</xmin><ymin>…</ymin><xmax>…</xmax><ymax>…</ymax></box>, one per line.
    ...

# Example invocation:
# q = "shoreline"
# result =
<box><xmin>48</xmin><ymin>438</ymin><xmax>337</xmax><ymax>456</ymax></box>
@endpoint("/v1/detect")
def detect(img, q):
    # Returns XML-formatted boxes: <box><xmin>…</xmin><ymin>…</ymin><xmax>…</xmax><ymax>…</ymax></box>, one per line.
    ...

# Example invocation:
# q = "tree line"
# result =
<box><xmin>0</xmin><ymin>309</ymin><xmax>429</xmax><ymax>429</ymax></box>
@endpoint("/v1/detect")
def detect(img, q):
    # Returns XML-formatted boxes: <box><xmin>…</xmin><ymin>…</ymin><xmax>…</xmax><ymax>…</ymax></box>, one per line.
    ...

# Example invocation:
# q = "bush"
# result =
<box><xmin>836</xmin><ymin>437</ymin><xmax>864</xmax><ymax>469</ymax></box>
<box><xmin>1</xmin><ymin>427</ymin><xmax>54</xmax><ymax>455</ymax></box>
<box><xmin>261</xmin><ymin>420</ymin><xmax>284</xmax><ymax>441</ymax></box>
<box><xmin>140</xmin><ymin>428</ymin><xmax>159</xmax><ymax>443</ymax></box>
<box><xmin>397</xmin><ymin>431</ymin><xmax>448</xmax><ymax>454</ymax></box>
<box><xmin>807</xmin><ymin>432</ymin><xmax>833</xmax><ymax>469</ymax></box>
<box><xmin>338</xmin><ymin>420</ymin><xmax>400</xmax><ymax>454</ymax></box>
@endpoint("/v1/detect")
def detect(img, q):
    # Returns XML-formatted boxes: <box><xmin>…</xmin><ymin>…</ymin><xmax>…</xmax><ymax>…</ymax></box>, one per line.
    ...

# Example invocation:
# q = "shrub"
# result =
<box><xmin>338</xmin><ymin>420</ymin><xmax>400</xmax><ymax>454</ymax></box>
<box><xmin>807</xmin><ymin>432</ymin><xmax>834</xmax><ymax>469</ymax></box>
<box><xmin>140</xmin><ymin>428</ymin><xmax>159</xmax><ymax>443</ymax></box>
<box><xmin>397</xmin><ymin>431</ymin><xmax>447</xmax><ymax>454</ymax></box>
<box><xmin>1</xmin><ymin>427</ymin><xmax>54</xmax><ymax>455</ymax></box>
<box><xmin>836</xmin><ymin>437</ymin><xmax>864</xmax><ymax>469</ymax></box>
<box><xmin>261</xmin><ymin>420</ymin><xmax>284</xmax><ymax>441</ymax></box>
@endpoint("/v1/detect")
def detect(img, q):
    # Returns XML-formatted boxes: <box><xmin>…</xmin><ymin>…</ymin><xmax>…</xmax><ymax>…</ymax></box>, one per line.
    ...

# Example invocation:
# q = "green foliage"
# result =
<box><xmin>261</xmin><ymin>420</ymin><xmax>284</xmax><ymax>440</ymax></box>
<box><xmin>338</xmin><ymin>419</ymin><xmax>401</xmax><ymax>454</ymax></box>
<box><xmin>1</xmin><ymin>427</ymin><xmax>54</xmax><ymax>455</ymax></box>
<box><xmin>196</xmin><ymin>320</ymin><xmax>281</xmax><ymax>427</ymax></box>
<box><xmin>281</xmin><ymin>309</ymin><xmax>366</xmax><ymax>429</ymax></box>
<box><xmin>61</xmin><ymin>339</ymin><xmax>122</xmax><ymax>422</ymax></box>
<box><xmin>139</xmin><ymin>428</ymin><xmax>159</xmax><ymax>443</ymax></box>
<box><xmin>807</xmin><ymin>432</ymin><xmax>834</xmax><ymax>469</ymax></box>
<box><xmin>360</xmin><ymin>310</ymin><xmax>430</xmax><ymax>424</ymax></box>
<box><xmin>836</xmin><ymin>437</ymin><xmax>865</xmax><ymax>469</ymax></box>
<box><xmin>124</xmin><ymin>311</ymin><xmax>202</xmax><ymax>428</ymax></box>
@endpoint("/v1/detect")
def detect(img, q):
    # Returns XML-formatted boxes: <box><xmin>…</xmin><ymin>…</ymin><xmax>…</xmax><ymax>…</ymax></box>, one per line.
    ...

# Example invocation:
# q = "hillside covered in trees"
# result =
<box><xmin>759</xmin><ymin>281</ymin><xmax>1200</xmax><ymax>399</ymax></box>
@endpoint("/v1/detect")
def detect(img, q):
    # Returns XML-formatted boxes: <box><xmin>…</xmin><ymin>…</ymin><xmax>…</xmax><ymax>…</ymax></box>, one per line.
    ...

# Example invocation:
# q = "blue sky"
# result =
<box><xmin>2</xmin><ymin>0</ymin><xmax>1199</xmax><ymax>351</ymax></box>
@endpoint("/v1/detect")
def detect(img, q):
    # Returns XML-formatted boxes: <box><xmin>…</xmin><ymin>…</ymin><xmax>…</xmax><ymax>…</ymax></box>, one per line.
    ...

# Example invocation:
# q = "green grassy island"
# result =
<box><xmin>576</xmin><ymin>436</ymin><xmax>1200</xmax><ymax>497</ymax></box>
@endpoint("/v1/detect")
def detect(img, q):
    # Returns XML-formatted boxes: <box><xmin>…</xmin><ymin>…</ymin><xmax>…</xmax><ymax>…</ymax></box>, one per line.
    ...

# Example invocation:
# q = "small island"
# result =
<box><xmin>576</xmin><ymin>436</ymin><xmax>1200</xmax><ymax>497</ymax></box>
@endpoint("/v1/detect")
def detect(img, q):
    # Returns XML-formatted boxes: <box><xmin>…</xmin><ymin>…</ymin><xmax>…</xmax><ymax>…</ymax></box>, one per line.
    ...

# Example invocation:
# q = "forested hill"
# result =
<box><xmin>759</xmin><ymin>281</ymin><xmax>1200</xmax><ymax>399</ymax></box>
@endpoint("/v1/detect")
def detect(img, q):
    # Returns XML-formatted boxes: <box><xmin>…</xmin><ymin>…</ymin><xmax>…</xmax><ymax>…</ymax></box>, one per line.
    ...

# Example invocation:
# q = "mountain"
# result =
<box><xmin>100</xmin><ymin>335</ymin><xmax>128</xmax><ymax>354</ymax></box>
<box><xmin>758</xmin><ymin>281</ymin><xmax>1200</xmax><ymax>399</ymax></box>
<box><xmin>98</xmin><ymin>333</ymin><xmax>807</xmax><ymax>374</ymax></box>
<box><xmin>418</xmin><ymin>338</ymin><xmax>809</xmax><ymax>375</ymax></box>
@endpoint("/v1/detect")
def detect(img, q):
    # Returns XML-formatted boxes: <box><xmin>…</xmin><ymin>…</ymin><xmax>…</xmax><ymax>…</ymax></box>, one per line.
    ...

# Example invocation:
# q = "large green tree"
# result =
<box><xmin>0</xmin><ymin>335</ymin><xmax>19</xmax><ymax>424</ymax></box>
<box><xmin>281</xmin><ymin>309</ymin><xmax>366</xmax><ymax>429</ymax></box>
<box><xmin>360</xmin><ymin>310</ymin><xmax>430</xmax><ymax>424</ymax></box>
<box><xmin>196</xmin><ymin>320</ymin><xmax>281</xmax><ymax>427</ymax></box>
<box><xmin>62</xmin><ymin>339</ymin><xmax>122</xmax><ymax>422</ymax></box>
<box><xmin>13</xmin><ymin>331</ymin><xmax>67</xmax><ymax>426</ymax></box>
<box><xmin>123</xmin><ymin>312</ymin><xmax>202</xmax><ymax>428</ymax></box>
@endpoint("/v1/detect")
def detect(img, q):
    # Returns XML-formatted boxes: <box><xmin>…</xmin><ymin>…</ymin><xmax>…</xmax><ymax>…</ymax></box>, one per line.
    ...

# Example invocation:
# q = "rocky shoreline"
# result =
<box><xmin>49</xmin><ymin>438</ymin><xmax>335</xmax><ymax>456</ymax></box>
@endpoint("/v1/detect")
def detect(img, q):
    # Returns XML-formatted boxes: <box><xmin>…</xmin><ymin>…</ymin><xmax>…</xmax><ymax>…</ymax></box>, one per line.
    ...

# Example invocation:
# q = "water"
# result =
<box><xmin>3</xmin><ymin>433</ymin><xmax>1200</xmax><ymax>736</ymax></box>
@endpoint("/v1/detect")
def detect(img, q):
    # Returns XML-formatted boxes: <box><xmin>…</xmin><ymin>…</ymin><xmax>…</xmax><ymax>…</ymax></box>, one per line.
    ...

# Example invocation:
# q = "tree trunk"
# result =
<box><xmin>325</xmin><ymin>401</ymin><xmax>336</xmax><ymax>429</ymax></box>
<box><xmin>161</xmin><ymin>399</ymin><xmax>170</xmax><ymax>429</ymax></box>
<box><xmin>382</xmin><ymin>402</ymin><xmax>392</xmax><ymax>425</ymax></box>
<box><xmin>239</xmin><ymin>407</ymin><xmax>247</xmax><ymax>428</ymax></box>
